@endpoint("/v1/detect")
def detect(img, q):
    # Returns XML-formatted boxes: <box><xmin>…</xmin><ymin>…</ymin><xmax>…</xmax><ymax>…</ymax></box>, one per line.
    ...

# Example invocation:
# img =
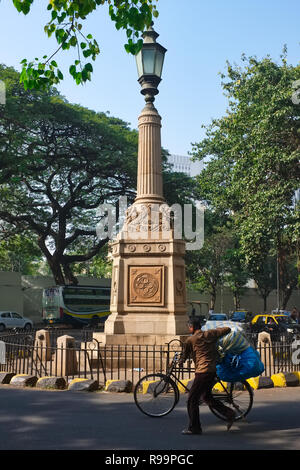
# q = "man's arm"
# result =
<box><xmin>204</xmin><ymin>327</ymin><xmax>231</xmax><ymax>341</ymax></box>
<box><xmin>179</xmin><ymin>337</ymin><xmax>193</xmax><ymax>365</ymax></box>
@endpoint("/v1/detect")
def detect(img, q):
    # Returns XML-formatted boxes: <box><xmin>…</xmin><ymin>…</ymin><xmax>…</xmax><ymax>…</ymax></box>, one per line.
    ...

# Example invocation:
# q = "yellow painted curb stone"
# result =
<box><xmin>246</xmin><ymin>377</ymin><xmax>260</xmax><ymax>390</ymax></box>
<box><xmin>292</xmin><ymin>371</ymin><xmax>300</xmax><ymax>381</ymax></box>
<box><xmin>177</xmin><ymin>379</ymin><xmax>190</xmax><ymax>393</ymax></box>
<box><xmin>213</xmin><ymin>381</ymin><xmax>228</xmax><ymax>392</ymax></box>
<box><xmin>271</xmin><ymin>373</ymin><xmax>286</xmax><ymax>387</ymax></box>
<box><xmin>36</xmin><ymin>376</ymin><xmax>57</xmax><ymax>383</ymax></box>
<box><xmin>70</xmin><ymin>378</ymin><xmax>90</xmax><ymax>384</ymax></box>
<box><xmin>105</xmin><ymin>379</ymin><xmax>125</xmax><ymax>391</ymax></box>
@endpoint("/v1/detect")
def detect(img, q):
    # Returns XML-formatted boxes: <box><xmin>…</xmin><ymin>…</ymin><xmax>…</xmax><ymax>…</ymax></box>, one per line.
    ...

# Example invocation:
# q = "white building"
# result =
<box><xmin>167</xmin><ymin>154</ymin><xmax>203</xmax><ymax>177</ymax></box>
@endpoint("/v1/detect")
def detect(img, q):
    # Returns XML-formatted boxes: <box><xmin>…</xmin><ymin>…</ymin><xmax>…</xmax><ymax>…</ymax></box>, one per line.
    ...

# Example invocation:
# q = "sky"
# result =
<box><xmin>0</xmin><ymin>0</ymin><xmax>299</xmax><ymax>158</ymax></box>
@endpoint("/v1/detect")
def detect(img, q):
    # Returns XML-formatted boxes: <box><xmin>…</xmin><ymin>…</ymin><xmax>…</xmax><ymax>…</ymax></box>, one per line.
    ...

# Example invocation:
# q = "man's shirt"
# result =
<box><xmin>181</xmin><ymin>327</ymin><xmax>231</xmax><ymax>374</ymax></box>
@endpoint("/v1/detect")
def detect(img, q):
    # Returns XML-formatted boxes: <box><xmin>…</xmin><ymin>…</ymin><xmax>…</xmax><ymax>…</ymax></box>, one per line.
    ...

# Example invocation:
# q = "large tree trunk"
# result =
<box><xmin>257</xmin><ymin>288</ymin><xmax>269</xmax><ymax>312</ymax></box>
<box><xmin>233</xmin><ymin>291</ymin><xmax>241</xmax><ymax>310</ymax></box>
<box><xmin>278</xmin><ymin>245</ymin><xmax>285</xmax><ymax>309</ymax></box>
<box><xmin>49</xmin><ymin>261</ymin><xmax>66</xmax><ymax>285</ymax></box>
<box><xmin>282</xmin><ymin>288</ymin><xmax>293</xmax><ymax>310</ymax></box>
<box><xmin>38</xmin><ymin>237</ymin><xmax>66</xmax><ymax>285</ymax></box>
<box><xmin>263</xmin><ymin>294</ymin><xmax>267</xmax><ymax>313</ymax></box>
<box><xmin>63</xmin><ymin>263</ymin><xmax>79</xmax><ymax>285</ymax></box>
<box><xmin>210</xmin><ymin>287</ymin><xmax>216</xmax><ymax>310</ymax></box>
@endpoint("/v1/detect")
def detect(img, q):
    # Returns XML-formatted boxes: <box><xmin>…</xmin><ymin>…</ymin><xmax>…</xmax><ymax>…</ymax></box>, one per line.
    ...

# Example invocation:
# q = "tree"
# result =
<box><xmin>192</xmin><ymin>52</ymin><xmax>300</xmax><ymax>308</ymax></box>
<box><xmin>222</xmin><ymin>241</ymin><xmax>250</xmax><ymax>311</ymax></box>
<box><xmin>0</xmin><ymin>65</ymin><xmax>196</xmax><ymax>284</ymax></box>
<box><xmin>277</xmin><ymin>240</ymin><xmax>298</xmax><ymax>309</ymax></box>
<box><xmin>185</xmin><ymin>212</ymin><xmax>233</xmax><ymax>310</ymax></box>
<box><xmin>73</xmin><ymin>244</ymin><xmax>112</xmax><ymax>278</ymax></box>
<box><xmin>248</xmin><ymin>254</ymin><xmax>277</xmax><ymax>312</ymax></box>
<box><xmin>0</xmin><ymin>65</ymin><xmax>138</xmax><ymax>284</ymax></box>
<box><xmin>10</xmin><ymin>0</ymin><xmax>159</xmax><ymax>89</ymax></box>
<box><xmin>0</xmin><ymin>233</ymin><xmax>42</xmax><ymax>274</ymax></box>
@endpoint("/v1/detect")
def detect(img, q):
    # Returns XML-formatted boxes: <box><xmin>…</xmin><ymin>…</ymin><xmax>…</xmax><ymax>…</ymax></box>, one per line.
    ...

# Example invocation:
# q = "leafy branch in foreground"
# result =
<box><xmin>11</xmin><ymin>0</ymin><xmax>159</xmax><ymax>89</ymax></box>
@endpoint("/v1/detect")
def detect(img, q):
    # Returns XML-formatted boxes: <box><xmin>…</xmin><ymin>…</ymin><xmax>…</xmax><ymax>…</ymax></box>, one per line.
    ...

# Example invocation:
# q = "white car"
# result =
<box><xmin>0</xmin><ymin>311</ymin><xmax>33</xmax><ymax>332</ymax></box>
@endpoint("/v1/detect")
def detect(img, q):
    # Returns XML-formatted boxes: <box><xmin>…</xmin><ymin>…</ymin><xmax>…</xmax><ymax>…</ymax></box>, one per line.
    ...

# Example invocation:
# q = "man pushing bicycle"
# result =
<box><xmin>179</xmin><ymin>318</ymin><xmax>236</xmax><ymax>435</ymax></box>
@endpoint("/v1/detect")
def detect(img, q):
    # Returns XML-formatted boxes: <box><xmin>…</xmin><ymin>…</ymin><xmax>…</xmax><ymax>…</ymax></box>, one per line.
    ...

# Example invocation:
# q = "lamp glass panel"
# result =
<box><xmin>154</xmin><ymin>50</ymin><xmax>164</xmax><ymax>78</ymax></box>
<box><xmin>135</xmin><ymin>50</ymin><xmax>143</xmax><ymax>78</ymax></box>
<box><xmin>142</xmin><ymin>48</ymin><xmax>155</xmax><ymax>74</ymax></box>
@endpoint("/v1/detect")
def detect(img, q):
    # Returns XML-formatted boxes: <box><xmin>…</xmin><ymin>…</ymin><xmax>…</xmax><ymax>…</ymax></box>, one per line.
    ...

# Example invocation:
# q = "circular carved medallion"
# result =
<box><xmin>133</xmin><ymin>273</ymin><xmax>159</xmax><ymax>299</ymax></box>
<box><xmin>158</xmin><ymin>244</ymin><xmax>166</xmax><ymax>252</ymax></box>
<box><xmin>143</xmin><ymin>244</ymin><xmax>151</xmax><ymax>252</ymax></box>
<box><xmin>128</xmin><ymin>244</ymin><xmax>136</xmax><ymax>252</ymax></box>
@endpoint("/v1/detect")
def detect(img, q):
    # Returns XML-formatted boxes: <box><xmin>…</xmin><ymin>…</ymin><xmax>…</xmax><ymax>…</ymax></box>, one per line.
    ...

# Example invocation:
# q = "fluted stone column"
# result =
<box><xmin>135</xmin><ymin>102</ymin><xmax>164</xmax><ymax>204</ymax></box>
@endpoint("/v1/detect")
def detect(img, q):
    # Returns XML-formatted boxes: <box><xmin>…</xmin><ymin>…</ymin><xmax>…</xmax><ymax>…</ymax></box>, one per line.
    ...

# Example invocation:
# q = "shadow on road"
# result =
<box><xmin>0</xmin><ymin>386</ymin><xmax>299</xmax><ymax>450</ymax></box>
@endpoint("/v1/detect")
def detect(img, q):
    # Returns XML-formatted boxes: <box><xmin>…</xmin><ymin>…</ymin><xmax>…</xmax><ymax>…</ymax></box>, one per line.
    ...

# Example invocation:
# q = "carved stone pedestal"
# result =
<box><xmin>100</xmin><ymin>235</ymin><xmax>188</xmax><ymax>345</ymax></box>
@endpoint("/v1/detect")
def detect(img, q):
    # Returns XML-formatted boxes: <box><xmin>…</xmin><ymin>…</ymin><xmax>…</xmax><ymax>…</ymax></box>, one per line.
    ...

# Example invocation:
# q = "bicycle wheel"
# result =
<box><xmin>209</xmin><ymin>380</ymin><xmax>253</xmax><ymax>421</ymax></box>
<box><xmin>134</xmin><ymin>373</ymin><xmax>179</xmax><ymax>418</ymax></box>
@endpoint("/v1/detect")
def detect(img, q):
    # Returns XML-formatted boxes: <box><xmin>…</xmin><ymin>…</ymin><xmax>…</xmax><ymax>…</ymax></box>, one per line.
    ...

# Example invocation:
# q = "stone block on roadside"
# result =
<box><xmin>177</xmin><ymin>378</ymin><xmax>194</xmax><ymax>393</ymax></box>
<box><xmin>105</xmin><ymin>380</ymin><xmax>132</xmax><ymax>393</ymax></box>
<box><xmin>284</xmin><ymin>372</ymin><xmax>299</xmax><ymax>387</ymax></box>
<box><xmin>10</xmin><ymin>374</ymin><xmax>38</xmax><ymax>387</ymax></box>
<box><xmin>257</xmin><ymin>376</ymin><xmax>274</xmax><ymax>389</ymax></box>
<box><xmin>68</xmin><ymin>378</ymin><xmax>99</xmax><ymax>392</ymax></box>
<box><xmin>0</xmin><ymin>372</ymin><xmax>15</xmax><ymax>384</ymax></box>
<box><xmin>36</xmin><ymin>376</ymin><xmax>67</xmax><ymax>390</ymax></box>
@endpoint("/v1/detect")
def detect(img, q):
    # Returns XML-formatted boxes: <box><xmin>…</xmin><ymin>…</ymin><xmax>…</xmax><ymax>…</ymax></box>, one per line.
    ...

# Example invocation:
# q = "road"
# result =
<box><xmin>0</xmin><ymin>385</ymin><xmax>299</xmax><ymax>451</ymax></box>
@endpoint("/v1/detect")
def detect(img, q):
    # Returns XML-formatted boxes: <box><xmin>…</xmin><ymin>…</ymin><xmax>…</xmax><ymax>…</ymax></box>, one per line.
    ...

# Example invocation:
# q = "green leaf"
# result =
<box><xmin>85</xmin><ymin>63</ymin><xmax>93</xmax><ymax>72</ymax></box>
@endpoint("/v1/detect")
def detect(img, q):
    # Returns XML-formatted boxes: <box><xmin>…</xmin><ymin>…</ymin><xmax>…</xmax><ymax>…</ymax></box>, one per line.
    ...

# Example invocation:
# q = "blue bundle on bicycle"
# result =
<box><xmin>216</xmin><ymin>346</ymin><xmax>265</xmax><ymax>382</ymax></box>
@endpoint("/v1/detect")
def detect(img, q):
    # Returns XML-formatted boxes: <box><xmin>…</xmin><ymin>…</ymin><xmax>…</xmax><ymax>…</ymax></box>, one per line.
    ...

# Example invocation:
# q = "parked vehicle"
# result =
<box><xmin>250</xmin><ymin>314</ymin><xmax>300</xmax><ymax>341</ymax></box>
<box><xmin>0</xmin><ymin>311</ymin><xmax>33</xmax><ymax>332</ymax></box>
<box><xmin>271</xmin><ymin>309</ymin><xmax>291</xmax><ymax>316</ymax></box>
<box><xmin>42</xmin><ymin>285</ymin><xmax>111</xmax><ymax>327</ymax></box>
<box><xmin>231</xmin><ymin>310</ymin><xmax>253</xmax><ymax>323</ymax></box>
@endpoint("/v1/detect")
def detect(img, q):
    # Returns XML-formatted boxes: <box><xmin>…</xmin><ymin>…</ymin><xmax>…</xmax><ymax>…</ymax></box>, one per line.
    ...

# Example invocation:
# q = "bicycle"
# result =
<box><xmin>134</xmin><ymin>351</ymin><xmax>254</xmax><ymax>421</ymax></box>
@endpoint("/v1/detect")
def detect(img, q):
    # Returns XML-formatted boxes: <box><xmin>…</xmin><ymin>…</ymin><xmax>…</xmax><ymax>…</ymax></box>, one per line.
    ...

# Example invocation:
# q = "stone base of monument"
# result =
<box><xmin>87</xmin><ymin>327</ymin><xmax>189</xmax><ymax>371</ymax></box>
<box><xmin>93</xmin><ymin>332</ymin><xmax>188</xmax><ymax>346</ymax></box>
<box><xmin>92</xmin><ymin>317</ymin><xmax>189</xmax><ymax>378</ymax></box>
<box><xmin>99</xmin><ymin>311</ymin><xmax>189</xmax><ymax>345</ymax></box>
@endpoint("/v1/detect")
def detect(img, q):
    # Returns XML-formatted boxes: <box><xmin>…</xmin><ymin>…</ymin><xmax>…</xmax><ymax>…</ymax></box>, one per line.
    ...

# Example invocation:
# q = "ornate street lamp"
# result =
<box><xmin>135</xmin><ymin>23</ymin><xmax>167</xmax><ymax>103</ymax></box>
<box><xmin>103</xmin><ymin>23</ymin><xmax>187</xmax><ymax>343</ymax></box>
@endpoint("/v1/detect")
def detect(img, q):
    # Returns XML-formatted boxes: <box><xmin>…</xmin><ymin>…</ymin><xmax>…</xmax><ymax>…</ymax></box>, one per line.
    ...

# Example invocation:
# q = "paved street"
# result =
<box><xmin>0</xmin><ymin>385</ymin><xmax>300</xmax><ymax>451</ymax></box>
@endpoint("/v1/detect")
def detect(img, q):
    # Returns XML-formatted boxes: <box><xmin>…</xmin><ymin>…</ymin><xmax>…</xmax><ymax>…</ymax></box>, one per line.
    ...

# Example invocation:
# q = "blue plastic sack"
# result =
<box><xmin>216</xmin><ymin>346</ymin><xmax>265</xmax><ymax>382</ymax></box>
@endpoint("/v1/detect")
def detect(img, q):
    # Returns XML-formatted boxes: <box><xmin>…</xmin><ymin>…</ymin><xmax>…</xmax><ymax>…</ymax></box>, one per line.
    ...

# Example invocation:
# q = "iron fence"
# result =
<box><xmin>0</xmin><ymin>330</ymin><xmax>298</xmax><ymax>387</ymax></box>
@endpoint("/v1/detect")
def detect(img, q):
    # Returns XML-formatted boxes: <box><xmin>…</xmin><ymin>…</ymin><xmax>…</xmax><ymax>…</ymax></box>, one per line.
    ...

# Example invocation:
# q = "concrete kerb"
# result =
<box><xmin>36</xmin><ymin>376</ymin><xmax>67</xmax><ymax>390</ymax></box>
<box><xmin>68</xmin><ymin>378</ymin><xmax>101</xmax><ymax>392</ymax></box>
<box><xmin>10</xmin><ymin>374</ymin><xmax>38</xmax><ymax>387</ymax></box>
<box><xmin>105</xmin><ymin>372</ymin><xmax>300</xmax><ymax>394</ymax></box>
<box><xmin>175</xmin><ymin>372</ymin><xmax>300</xmax><ymax>393</ymax></box>
<box><xmin>105</xmin><ymin>379</ymin><xmax>133</xmax><ymax>393</ymax></box>
<box><xmin>0</xmin><ymin>372</ymin><xmax>16</xmax><ymax>384</ymax></box>
<box><xmin>1</xmin><ymin>372</ymin><xmax>300</xmax><ymax>392</ymax></box>
<box><xmin>270</xmin><ymin>372</ymin><xmax>300</xmax><ymax>388</ymax></box>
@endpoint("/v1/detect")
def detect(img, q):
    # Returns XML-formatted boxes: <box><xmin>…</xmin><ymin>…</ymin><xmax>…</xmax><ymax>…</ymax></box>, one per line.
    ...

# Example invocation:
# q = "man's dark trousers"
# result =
<box><xmin>187</xmin><ymin>372</ymin><xmax>234</xmax><ymax>432</ymax></box>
